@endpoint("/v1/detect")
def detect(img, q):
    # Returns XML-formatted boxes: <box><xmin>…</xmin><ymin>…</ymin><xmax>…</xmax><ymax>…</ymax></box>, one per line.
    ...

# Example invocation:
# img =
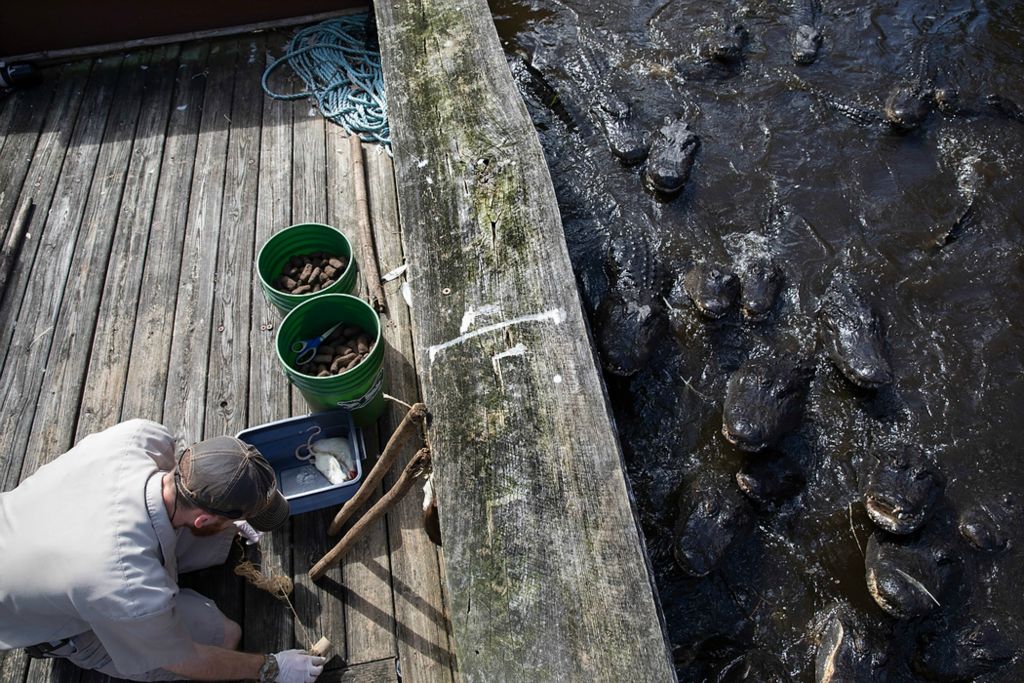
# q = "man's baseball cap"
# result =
<box><xmin>175</xmin><ymin>436</ymin><xmax>290</xmax><ymax>532</ymax></box>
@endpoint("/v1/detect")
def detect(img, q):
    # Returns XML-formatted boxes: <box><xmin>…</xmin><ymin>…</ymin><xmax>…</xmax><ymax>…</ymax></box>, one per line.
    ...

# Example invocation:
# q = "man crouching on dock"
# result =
<box><xmin>0</xmin><ymin>419</ymin><xmax>325</xmax><ymax>682</ymax></box>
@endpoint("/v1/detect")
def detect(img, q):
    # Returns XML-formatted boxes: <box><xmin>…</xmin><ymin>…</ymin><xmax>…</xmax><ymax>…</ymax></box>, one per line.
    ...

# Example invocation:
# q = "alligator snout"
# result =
<box><xmin>722</xmin><ymin>418</ymin><xmax>767</xmax><ymax>452</ymax></box>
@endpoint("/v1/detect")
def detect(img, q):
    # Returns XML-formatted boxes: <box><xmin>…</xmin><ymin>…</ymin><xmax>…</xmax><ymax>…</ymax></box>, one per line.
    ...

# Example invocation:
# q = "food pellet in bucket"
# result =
<box><xmin>276</xmin><ymin>252</ymin><xmax>349</xmax><ymax>294</ymax></box>
<box><xmin>296</xmin><ymin>322</ymin><xmax>375</xmax><ymax>377</ymax></box>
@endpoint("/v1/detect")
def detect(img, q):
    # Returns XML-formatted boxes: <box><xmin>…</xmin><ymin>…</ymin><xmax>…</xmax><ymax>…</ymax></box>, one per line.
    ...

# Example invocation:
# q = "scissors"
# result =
<box><xmin>292</xmin><ymin>322</ymin><xmax>343</xmax><ymax>365</ymax></box>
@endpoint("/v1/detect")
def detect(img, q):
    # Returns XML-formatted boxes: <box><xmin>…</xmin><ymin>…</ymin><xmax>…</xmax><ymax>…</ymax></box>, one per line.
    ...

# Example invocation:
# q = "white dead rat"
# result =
<box><xmin>295</xmin><ymin>426</ymin><xmax>357</xmax><ymax>485</ymax></box>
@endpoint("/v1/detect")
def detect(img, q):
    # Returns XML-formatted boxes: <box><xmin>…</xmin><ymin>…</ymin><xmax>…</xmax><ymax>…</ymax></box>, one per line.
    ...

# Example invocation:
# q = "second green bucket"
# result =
<box><xmin>276</xmin><ymin>294</ymin><xmax>385</xmax><ymax>425</ymax></box>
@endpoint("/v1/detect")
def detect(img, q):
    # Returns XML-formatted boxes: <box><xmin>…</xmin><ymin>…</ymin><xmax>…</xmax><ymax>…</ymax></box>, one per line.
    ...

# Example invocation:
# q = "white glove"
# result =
<box><xmin>233</xmin><ymin>520</ymin><xmax>263</xmax><ymax>545</ymax></box>
<box><xmin>273</xmin><ymin>649</ymin><xmax>326</xmax><ymax>683</ymax></box>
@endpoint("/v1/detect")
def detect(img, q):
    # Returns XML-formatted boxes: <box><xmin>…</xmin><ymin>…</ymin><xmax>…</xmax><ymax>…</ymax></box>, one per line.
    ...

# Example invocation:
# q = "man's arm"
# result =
<box><xmin>163</xmin><ymin>644</ymin><xmax>263</xmax><ymax>681</ymax></box>
<box><xmin>163</xmin><ymin>644</ymin><xmax>326</xmax><ymax>682</ymax></box>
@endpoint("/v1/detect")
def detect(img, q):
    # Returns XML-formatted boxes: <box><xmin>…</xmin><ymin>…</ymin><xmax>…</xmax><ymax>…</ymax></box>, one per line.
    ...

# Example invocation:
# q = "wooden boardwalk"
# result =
<box><xmin>0</xmin><ymin>33</ymin><xmax>454</xmax><ymax>683</ymax></box>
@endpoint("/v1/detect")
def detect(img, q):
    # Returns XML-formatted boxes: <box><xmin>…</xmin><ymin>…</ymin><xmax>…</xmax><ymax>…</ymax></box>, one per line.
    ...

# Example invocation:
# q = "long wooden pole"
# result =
<box><xmin>349</xmin><ymin>134</ymin><xmax>387</xmax><ymax>313</ymax></box>
<box><xmin>327</xmin><ymin>401</ymin><xmax>428</xmax><ymax>535</ymax></box>
<box><xmin>310</xmin><ymin>448</ymin><xmax>430</xmax><ymax>581</ymax></box>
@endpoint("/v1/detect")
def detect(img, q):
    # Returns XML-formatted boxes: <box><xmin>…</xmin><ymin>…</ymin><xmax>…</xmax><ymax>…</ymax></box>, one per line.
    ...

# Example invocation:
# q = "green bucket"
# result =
<box><xmin>257</xmin><ymin>223</ymin><xmax>357</xmax><ymax>314</ymax></box>
<box><xmin>276</xmin><ymin>294</ymin><xmax>385</xmax><ymax>425</ymax></box>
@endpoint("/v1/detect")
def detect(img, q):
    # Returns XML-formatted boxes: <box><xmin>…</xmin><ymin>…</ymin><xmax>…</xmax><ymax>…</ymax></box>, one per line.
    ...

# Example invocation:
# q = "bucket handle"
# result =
<box><xmin>336</xmin><ymin>369</ymin><xmax>385</xmax><ymax>411</ymax></box>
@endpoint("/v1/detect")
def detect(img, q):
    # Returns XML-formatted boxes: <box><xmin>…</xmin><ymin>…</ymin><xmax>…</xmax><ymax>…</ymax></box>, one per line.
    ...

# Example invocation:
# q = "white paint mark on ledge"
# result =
<box><xmin>492</xmin><ymin>343</ymin><xmax>527</xmax><ymax>362</ymax></box>
<box><xmin>491</xmin><ymin>343</ymin><xmax>528</xmax><ymax>375</ymax></box>
<box><xmin>429</xmin><ymin>308</ymin><xmax>566</xmax><ymax>363</ymax></box>
<box><xmin>459</xmin><ymin>303</ymin><xmax>501</xmax><ymax>334</ymax></box>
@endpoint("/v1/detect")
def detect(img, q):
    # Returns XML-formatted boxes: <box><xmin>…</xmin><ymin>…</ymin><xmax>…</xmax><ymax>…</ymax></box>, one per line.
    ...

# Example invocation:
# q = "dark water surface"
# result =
<box><xmin>489</xmin><ymin>0</ymin><xmax>1024</xmax><ymax>680</ymax></box>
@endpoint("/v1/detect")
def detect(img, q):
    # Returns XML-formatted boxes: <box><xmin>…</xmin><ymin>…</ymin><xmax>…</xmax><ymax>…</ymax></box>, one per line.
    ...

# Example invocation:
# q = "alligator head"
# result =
<box><xmin>722</xmin><ymin>350</ymin><xmax>814</xmax><ymax>452</ymax></box>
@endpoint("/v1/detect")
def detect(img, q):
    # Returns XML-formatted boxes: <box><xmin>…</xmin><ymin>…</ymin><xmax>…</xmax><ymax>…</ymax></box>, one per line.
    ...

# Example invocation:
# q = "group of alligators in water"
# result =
<box><xmin>507</xmin><ymin>7</ymin><xmax>1022</xmax><ymax>680</ymax></box>
<box><xmin>666</xmin><ymin>264</ymin><xmax>1021</xmax><ymax>680</ymax></box>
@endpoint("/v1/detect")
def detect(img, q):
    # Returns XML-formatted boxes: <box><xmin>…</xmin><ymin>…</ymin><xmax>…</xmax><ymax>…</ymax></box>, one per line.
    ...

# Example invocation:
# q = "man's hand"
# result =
<box><xmin>273</xmin><ymin>649</ymin><xmax>326</xmax><ymax>683</ymax></box>
<box><xmin>233</xmin><ymin>520</ymin><xmax>263</xmax><ymax>545</ymax></box>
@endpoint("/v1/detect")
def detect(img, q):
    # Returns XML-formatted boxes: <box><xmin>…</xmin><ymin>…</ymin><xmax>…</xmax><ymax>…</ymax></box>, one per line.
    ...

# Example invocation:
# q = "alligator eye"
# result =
<box><xmin>914</xmin><ymin>469</ymin><xmax>932</xmax><ymax>481</ymax></box>
<box><xmin>759</xmin><ymin>377</ymin><xmax>773</xmax><ymax>389</ymax></box>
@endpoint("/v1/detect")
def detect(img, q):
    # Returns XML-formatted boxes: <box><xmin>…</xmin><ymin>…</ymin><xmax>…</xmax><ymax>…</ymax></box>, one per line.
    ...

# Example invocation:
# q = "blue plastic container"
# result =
<box><xmin>235</xmin><ymin>409</ymin><xmax>366</xmax><ymax>516</ymax></box>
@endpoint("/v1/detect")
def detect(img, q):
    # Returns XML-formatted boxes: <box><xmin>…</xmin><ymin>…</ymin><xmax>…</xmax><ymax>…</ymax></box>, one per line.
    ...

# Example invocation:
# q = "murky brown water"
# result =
<box><xmin>491</xmin><ymin>0</ymin><xmax>1024</xmax><ymax>680</ymax></box>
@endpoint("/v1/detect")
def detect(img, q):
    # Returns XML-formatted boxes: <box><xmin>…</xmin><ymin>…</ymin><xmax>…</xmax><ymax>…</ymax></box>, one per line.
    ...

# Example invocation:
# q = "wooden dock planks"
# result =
<box><xmin>76</xmin><ymin>44</ymin><xmax>181</xmax><ymax>437</ymax></box>
<box><xmin>373</xmin><ymin>1</ymin><xmax>676</xmax><ymax>679</ymax></box>
<box><xmin>0</xmin><ymin>55</ymin><xmax>121</xmax><ymax>491</ymax></box>
<box><xmin>0</xmin><ymin>29</ymin><xmax>454</xmax><ymax>683</ymax></box>
<box><xmin>244</xmin><ymin>31</ymin><xmax>298</xmax><ymax>656</ymax></box>
<box><xmin>364</xmin><ymin>144</ymin><xmax>456</xmax><ymax>681</ymax></box>
<box><xmin>121</xmin><ymin>43</ymin><xmax>210</xmax><ymax>422</ymax></box>
<box><xmin>325</xmin><ymin>131</ymin><xmax>398</xmax><ymax>667</ymax></box>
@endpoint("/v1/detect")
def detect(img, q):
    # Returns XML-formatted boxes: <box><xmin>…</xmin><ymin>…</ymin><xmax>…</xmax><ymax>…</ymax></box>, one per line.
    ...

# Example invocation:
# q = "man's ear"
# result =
<box><xmin>193</xmin><ymin>512</ymin><xmax>218</xmax><ymax>529</ymax></box>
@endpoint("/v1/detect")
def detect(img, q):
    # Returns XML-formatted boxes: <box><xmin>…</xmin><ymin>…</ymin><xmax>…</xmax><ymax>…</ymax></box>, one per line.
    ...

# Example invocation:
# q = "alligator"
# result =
<box><xmin>594</xmin><ymin>236</ymin><xmax>667</xmax><ymax>376</ymax></box>
<box><xmin>986</xmin><ymin>94</ymin><xmax>1024</xmax><ymax>124</ymax></box>
<box><xmin>813</xmin><ymin>603</ymin><xmax>890</xmax><ymax>683</ymax></box>
<box><xmin>818</xmin><ymin>270</ymin><xmax>893</xmax><ymax>389</ymax></box>
<box><xmin>513</xmin><ymin>17</ymin><xmax>649</xmax><ymax>166</ymax></box>
<box><xmin>787</xmin><ymin>43</ymin><xmax>969</xmax><ymax>133</ymax></box>
<box><xmin>958</xmin><ymin>492</ymin><xmax>1021</xmax><ymax>553</ymax></box>
<box><xmin>789</xmin><ymin>0</ymin><xmax>823</xmax><ymax>65</ymax></box>
<box><xmin>671</xmin><ymin>261</ymin><xmax>739</xmax><ymax>319</ymax></box>
<box><xmin>722</xmin><ymin>348</ymin><xmax>814</xmax><ymax>452</ymax></box>
<box><xmin>509</xmin><ymin>54</ymin><xmax>670</xmax><ymax>377</ymax></box>
<box><xmin>707</xmin><ymin>21</ymin><xmax>750</xmax><ymax>65</ymax></box>
<box><xmin>644</xmin><ymin>116</ymin><xmax>701</xmax><ymax>198</ymax></box>
<box><xmin>672</xmin><ymin>470</ymin><xmax>752</xmax><ymax>577</ymax></box>
<box><xmin>739</xmin><ymin>259</ymin><xmax>783</xmax><ymax>320</ymax></box>
<box><xmin>913</xmin><ymin>617</ymin><xmax>1018</xmax><ymax>681</ymax></box>
<box><xmin>591</xmin><ymin>90</ymin><xmax>650</xmax><ymax>166</ymax></box>
<box><xmin>864</xmin><ymin>533</ymin><xmax>959</xmax><ymax>620</ymax></box>
<box><xmin>735</xmin><ymin>451</ymin><xmax>805</xmax><ymax>507</ymax></box>
<box><xmin>674</xmin><ymin>19</ymin><xmax>750</xmax><ymax>81</ymax></box>
<box><xmin>862</xmin><ymin>445</ymin><xmax>944</xmax><ymax>535</ymax></box>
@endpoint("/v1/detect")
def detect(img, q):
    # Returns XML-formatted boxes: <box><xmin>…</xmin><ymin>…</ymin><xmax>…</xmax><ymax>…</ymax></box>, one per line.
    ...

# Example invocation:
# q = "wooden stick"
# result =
<box><xmin>349</xmin><ymin>134</ymin><xmax>387</xmax><ymax>313</ymax></box>
<box><xmin>0</xmin><ymin>200</ymin><xmax>35</xmax><ymax>301</ymax></box>
<box><xmin>310</xmin><ymin>448</ymin><xmax>430</xmax><ymax>581</ymax></box>
<box><xmin>328</xmin><ymin>401</ymin><xmax>428</xmax><ymax>535</ymax></box>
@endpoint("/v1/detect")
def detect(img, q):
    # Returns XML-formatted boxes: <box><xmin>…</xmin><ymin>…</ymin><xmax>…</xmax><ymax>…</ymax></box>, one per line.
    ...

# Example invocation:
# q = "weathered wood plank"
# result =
<box><xmin>161</xmin><ymin>38</ymin><xmax>237</xmax><ymax>447</ymax></box>
<box><xmin>288</xmin><ymin>85</ymin><xmax>349</xmax><ymax>658</ymax></box>
<box><xmin>156</xmin><ymin>39</ymin><xmax>242</xmax><ymax>656</ymax></box>
<box><xmin>2</xmin><ymin>55</ymin><xmax>125</xmax><ymax>683</ymax></box>
<box><xmin>205</xmin><ymin>34</ymin><xmax>262</xmax><ymax>446</ymax></box>
<box><xmin>0</xmin><ymin>61</ymin><xmax>89</xmax><ymax>378</ymax></box>
<box><xmin>244</xmin><ymin>31</ymin><xmax>296</xmax><ymax>655</ymax></box>
<box><xmin>189</xmin><ymin>32</ymin><xmax>266</xmax><ymax>648</ymax></box>
<box><xmin>325</xmin><ymin>129</ymin><xmax>397</xmax><ymax>667</ymax></box>
<box><xmin>373</xmin><ymin>2</ymin><xmax>676</xmax><ymax>679</ymax></box>
<box><xmin>364</xmin><ymin>144</ymin><xmax>455</xmax><ymax>682</ymax></box>
<box><xmin>0</xmin><ymin>86</ymin><xmax>17</xmax><ymax>152</ymax></box>
<box><xmin>121</xmin><ymin>43</ymin><xmax>209</xmax><ymax>421</ymax></box>
<box><xmin>0</xmin><ymin>76</ymin><xmax>59</xmax><ymax>248</ymax></box>
<box><xmin>320</xmin><ymin>656</ymin><xmax>399</xmax><ymax>683</ymax></box>
<box><xmin>24</xmin><ymin>51</ymin><xmax>150</xmax><ymax>466</ymax></box>
<box><xmin>76</xmin><ymin>45</ymin><xmax>181</xmax><ymax>437</ymax></box>
<box><xmin>0</xmin><ymin>55</ymin><xmax>121</xmax><ymax>492</ymax></box>
<box><xmin>0</xmin><ymin>648</ymin><xmax>27</xmax><ymax>683</ymax></box>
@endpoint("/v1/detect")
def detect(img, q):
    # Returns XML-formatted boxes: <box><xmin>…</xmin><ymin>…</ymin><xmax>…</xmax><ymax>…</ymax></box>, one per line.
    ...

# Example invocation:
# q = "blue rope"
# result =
<box><xmin>262</xmin><ymin>16</ymin><xmax>390</xmax><ymax>147</ymax></box>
